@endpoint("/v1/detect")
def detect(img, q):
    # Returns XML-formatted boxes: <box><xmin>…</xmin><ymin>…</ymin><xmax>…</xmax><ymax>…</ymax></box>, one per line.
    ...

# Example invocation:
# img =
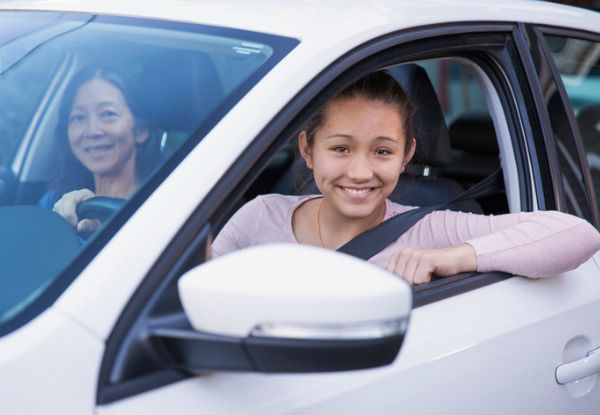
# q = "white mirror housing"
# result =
<box><xmin>178</xmin><ymin>244</ymin><xmax>412</xmax><ymax>339</ymax></box>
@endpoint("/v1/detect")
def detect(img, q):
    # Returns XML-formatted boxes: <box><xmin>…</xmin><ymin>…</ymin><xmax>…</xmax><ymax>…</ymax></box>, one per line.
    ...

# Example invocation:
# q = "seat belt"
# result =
<box><xmin>337</xmin><ymin>169</ymin><xmax>504</xmax><ymax>260</ymax></box>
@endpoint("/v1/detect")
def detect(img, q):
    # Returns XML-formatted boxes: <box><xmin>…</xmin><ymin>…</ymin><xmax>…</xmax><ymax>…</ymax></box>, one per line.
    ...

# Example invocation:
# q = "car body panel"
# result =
<box><xmin>2</xmin><ymin>0</ymin><xmax>599</xmax><ymax>40</ymax></box>
<box><xmin>0</xmin><ymin>308</ymin><xmax>102</xmax><ymax>413</ymax></box>
<box><xmin>95</xmin><ymin>257</ymin><xmax>600</xmax><ymax>414</ymax></box>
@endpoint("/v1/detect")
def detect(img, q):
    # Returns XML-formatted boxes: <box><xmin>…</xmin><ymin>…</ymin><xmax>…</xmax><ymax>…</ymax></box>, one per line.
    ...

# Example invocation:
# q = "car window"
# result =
<box><xmin>0</xmin><ymin>11</ymin><xmax>297</xmax><ymax>333</ymax></box>
<box><xmin>543</xmin><ymin>33</ymin><xmax>600</xmax><ymax>221</ymax></box>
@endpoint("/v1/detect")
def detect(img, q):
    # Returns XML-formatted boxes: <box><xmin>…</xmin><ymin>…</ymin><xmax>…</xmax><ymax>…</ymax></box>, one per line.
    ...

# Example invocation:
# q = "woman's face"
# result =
<box><xmin>67</xmin><ymin>78</ymin><xmax>148</xmax><ymax>180</ymax></box>
<box><xmin>300</xmin><ymin>97</ymin><xmax>415</xmax><ymax>221</ymax></box>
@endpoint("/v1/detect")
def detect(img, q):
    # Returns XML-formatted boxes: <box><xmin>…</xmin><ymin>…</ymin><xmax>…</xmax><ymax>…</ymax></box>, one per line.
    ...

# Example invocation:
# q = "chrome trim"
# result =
<box><xmin>250</xmin><ymin>317</ymin><xmax>408</xmax><ymax>340</ymax></box>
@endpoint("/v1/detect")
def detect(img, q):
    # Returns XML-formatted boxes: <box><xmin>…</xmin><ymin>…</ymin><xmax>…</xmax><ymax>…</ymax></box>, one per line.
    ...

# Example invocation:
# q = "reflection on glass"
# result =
<box><xmin>545</xmin><ymin>34</ymin><xmax>600</xmax><ymax>221</ymax></box>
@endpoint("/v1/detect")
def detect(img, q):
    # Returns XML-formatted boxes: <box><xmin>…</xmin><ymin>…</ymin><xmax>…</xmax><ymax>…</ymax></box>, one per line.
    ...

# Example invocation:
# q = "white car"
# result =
<box><xmin>1</xmin><ymin>0</ymin><xmax>600</xmax><ymax>413</ymax></box>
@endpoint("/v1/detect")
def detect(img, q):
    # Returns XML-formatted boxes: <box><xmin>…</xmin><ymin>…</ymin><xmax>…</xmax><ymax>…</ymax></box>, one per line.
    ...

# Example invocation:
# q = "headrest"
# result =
<box><xmin>138</xmin><ymin>50</ymin><xmax>225</xmax><ymax>132</ymax></box>
<box><xmin>386</xmin><ymin>64</ymin><xmax>452</xmax><ymax>167</ymax></box>
<box><xmin>449</xmin><ymin>111</ymin><xmax>499</xmax><ymax>156</ymax></box>
<box><xmin>577</xmin><ymin>103</ymin><xmax>600</xmax><ymax>152</ymax></box>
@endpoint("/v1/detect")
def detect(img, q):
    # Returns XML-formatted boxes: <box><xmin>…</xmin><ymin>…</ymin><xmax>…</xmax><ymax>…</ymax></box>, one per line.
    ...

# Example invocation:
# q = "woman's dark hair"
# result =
<box><xmin>51</xmin><ymin>65</ymin><xmax>160</xmax><ymax>194</ymax></box>
<box><xmin>305</xmin><ymin>70</ymin><xmax>414</xmax><ymax>155</ymax></box>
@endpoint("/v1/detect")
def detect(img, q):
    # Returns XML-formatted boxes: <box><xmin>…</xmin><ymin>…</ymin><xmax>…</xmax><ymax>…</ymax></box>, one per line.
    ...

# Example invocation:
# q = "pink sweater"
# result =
<box><xmin>212</xmin><ymin>194</ymin><xmax>600</xmax><ymax>278</ymax></box>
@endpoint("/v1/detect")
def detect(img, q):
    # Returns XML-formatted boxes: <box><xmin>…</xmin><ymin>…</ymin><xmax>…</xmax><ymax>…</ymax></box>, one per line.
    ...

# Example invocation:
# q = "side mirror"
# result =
<box><xmin>152</xmin><ymin>244</ymin><xmax>412</xmax><ymax>373</ymax></box>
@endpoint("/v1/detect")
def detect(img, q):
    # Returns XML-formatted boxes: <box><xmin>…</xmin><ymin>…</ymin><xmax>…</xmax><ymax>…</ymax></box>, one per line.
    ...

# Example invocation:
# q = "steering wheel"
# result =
<box><xmin>75</xmin><ymin>197</ymin><xmax>126</xmax><ymax>238</ymax></box>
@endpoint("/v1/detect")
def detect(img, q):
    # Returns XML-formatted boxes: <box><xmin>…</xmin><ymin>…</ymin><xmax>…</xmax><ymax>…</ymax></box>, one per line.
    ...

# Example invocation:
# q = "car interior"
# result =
<box><xmin>0</xmin><ymin>10</ymin><xmax>515</xmax><ymax>326</ymax></box>
<box><xmin>241</xmin><ymin>60</ymin><xmax>507</xmax><ymax>226</ymax></box>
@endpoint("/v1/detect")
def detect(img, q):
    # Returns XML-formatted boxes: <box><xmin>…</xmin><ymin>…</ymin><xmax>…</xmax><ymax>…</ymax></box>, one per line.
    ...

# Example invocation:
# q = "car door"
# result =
<box><xmin>85</xmin><ymin>19</ymin><xmax>600</xmax><ymax>414</ymax></box>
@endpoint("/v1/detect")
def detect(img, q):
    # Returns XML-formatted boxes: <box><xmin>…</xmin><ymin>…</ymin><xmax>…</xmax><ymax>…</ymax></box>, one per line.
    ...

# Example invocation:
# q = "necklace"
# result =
<box><xmin>317</xmin><ymin>199</ymin><xmax>326</xmax><ymax>248</ymax></box>
<box><xmin>317</xmin><ymin>199</ymin><xmax>385</xmax><ymax>249</ymax></box>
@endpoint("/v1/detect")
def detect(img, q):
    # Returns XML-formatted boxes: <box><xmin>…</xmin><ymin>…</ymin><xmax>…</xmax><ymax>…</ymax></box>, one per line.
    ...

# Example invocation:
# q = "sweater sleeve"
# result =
<box><xmin>37</xmin><ymin>189</ymin><xmax>60</xmax><ymax>209</ymax></box>
<box><xmin>423</xmin><ymin>209</ymin><xmax>600</xmax><ymax>278</ymax></box>
<box><xmin>211</xmin><ymin>196</ymin><xmax>265</xmax><ymax>259</ymax></box>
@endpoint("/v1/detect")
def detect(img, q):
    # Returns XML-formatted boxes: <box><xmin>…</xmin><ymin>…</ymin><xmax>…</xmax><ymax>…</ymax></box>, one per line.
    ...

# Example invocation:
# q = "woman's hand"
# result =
<box><xmin>386</xmin><ymin>243</ymin><xmax>478</xmax><ymax>285</ymax></box>
<box><xmin>53</xmin><ymin>189</ymin><xmax>101</xmax><ymax>234</ymax></box>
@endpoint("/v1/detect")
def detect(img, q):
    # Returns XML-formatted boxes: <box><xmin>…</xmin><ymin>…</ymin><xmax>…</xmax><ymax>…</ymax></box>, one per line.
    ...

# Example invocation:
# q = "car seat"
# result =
<box><xmin>446</xmin><ymin>111</ymin><xmax>504</xmax><ymax>213</ymax></box>
<box><xmin>138</xmin><ymin>50</ymin><xmax>225</xmax><ymax>155</ymax></box>
<box><xmin>447</xmin><ymin>111</ymin><xmax>499</xmax><ymax>181</ymax></box>
<box><xmin>385</xmin><ymin>64</ymin><xmax>483</xmax><ymax>212</ymax></box>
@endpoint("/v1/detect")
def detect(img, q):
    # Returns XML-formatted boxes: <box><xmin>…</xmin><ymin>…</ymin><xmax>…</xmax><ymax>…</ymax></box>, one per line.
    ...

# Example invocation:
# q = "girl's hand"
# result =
<box><xmin>53</xmin><ymin>189</ymin><xmax>101</xmax><ymax>234</ymax></box>
<box><xmin>386</xmin><ymin>243</ymin><xmax>477</xmax><ymax>285</ymax></box>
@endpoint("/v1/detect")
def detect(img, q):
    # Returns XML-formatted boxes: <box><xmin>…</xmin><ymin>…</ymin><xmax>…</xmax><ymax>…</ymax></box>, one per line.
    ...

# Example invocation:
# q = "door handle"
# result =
<box><xmin>556</xmin><ymin>347</ymin><xmax>600</xmax><ymax>384</ymax></box>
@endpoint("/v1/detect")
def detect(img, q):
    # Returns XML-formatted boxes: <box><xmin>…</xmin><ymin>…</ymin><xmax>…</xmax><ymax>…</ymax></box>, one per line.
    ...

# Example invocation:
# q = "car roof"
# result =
<box><xmin>2</xmin><ymin>0</ymin><xmax>600</xmax><ymax>40</ymax></box>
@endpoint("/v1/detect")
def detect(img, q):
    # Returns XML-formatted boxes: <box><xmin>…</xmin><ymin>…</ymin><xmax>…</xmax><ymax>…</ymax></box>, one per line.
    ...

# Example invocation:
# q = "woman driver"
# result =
<box><xmin>39</xmin><ymin>66</ymin><xmax>160</xmax><ymax>234</ymax></box>
<box><xmin>212</xmin><ymin>70</ymin><xmax>600</xmax><ymax>285</ymax></box>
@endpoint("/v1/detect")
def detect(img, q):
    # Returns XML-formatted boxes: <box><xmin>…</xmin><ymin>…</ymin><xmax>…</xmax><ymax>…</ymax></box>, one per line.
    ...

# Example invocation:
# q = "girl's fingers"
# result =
<box><xmin>403</xmin><ymin>253</ymin><xmax>419</xmax><ymax>285</ymax></box>
<box><xmin>386</xmin><ymin>251</ymin><xmax>399</xmax><ymax>273</ymax></box>
<box><xmin>413</xmin><ymin>262</ymin><xmax>434</xmax><ymax>285</ymax></box>
<box><xmin>388</xmin><ymin>249</ymin><xmax>413</xmax><ymax>285</ymax></box>
<box><xmin>387</xmin><ymin>248</ymin><xmax>437</xmax><ymax>285</ymax></box>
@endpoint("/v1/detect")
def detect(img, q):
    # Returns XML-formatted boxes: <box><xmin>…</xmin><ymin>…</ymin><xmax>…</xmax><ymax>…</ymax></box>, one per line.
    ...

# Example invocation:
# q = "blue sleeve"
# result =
<box><xmin>37</xmin><ymin>190</ymin><xmax>61</xmax><ymax>209</ymax></box>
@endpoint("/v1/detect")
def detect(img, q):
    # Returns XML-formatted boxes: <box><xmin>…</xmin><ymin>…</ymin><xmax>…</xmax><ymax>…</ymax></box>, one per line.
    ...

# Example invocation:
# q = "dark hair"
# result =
<box><xmin>305</xmin><ymin>70</ymin><xmax>414</xmax><ymax>155</ymax></box>
<box><xmin>50</xmin><ymin>65</ymin><xmax>160</xmax><ymax>194</ymax></box>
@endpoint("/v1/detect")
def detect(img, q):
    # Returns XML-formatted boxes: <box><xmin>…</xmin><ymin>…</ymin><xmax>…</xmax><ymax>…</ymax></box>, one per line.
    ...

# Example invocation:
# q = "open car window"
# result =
<box><xmin>0</xmin><ymin>11</ymin><xmax>297</xmax><ymax>332</ymax></box>
<box><xmin>215</xmin><ymin>58</ymin><xmax>511</xmax><ymax>305</ymax></box>
<box><xmin>240</xmin><ymin>59</ymin><xmax>507</xmax><ymax>222</ymax></box>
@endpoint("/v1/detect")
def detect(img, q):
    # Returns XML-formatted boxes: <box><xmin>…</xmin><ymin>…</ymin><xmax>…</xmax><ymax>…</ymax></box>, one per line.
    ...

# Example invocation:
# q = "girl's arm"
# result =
<box><xmin>388</xmin><ymin>210</ymin><xmax>600</xmax><ymax>285</ymax></box>
<box><xmin>211</xmin><ymin>196</ymin><xmax>267</xmax><ymax>259</ymax></box>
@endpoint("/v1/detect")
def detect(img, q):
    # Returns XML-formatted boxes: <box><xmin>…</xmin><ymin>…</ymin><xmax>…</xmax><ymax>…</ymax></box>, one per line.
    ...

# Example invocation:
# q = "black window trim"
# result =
<box><xmin>510</xmin><ymin>24</ymin><xmax>563</xmax><ymax>211</ymax></box>
<box><xmin>540</xmin><ymin>25</ymin><xmax>600</xmax><ymax>44</ymax></box>
<box><xmin>98</xmin><ymin>22</ymin><xmax>543</xmax><ymax>405</ymax></box>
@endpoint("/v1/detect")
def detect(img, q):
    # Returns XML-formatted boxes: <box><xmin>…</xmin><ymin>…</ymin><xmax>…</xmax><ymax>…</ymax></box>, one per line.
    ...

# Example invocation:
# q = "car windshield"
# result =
<box><xmin>0</xmin><ymin>11</ymin><xmax>296</xmax><ymax>331</ymax></box>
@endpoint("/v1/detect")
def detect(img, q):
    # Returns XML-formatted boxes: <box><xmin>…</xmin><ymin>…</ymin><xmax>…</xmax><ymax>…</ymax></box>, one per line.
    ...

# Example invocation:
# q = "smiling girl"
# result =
<box><xmin>212</xmin><ymin>71</ymin><xmax>600</xmax><ymax>285</ymax></box>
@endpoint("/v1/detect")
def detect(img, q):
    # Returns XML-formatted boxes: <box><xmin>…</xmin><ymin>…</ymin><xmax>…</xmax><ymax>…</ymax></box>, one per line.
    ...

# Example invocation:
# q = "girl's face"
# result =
<box><xmin>67</xmin><ymin>78</ymin><xmax>148</xmax><ymax>180</ymax></box>
<box><xmin>300</xmin><ymin>97</ymin><xmax>415</xmax><ymax>221</ymax></box>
